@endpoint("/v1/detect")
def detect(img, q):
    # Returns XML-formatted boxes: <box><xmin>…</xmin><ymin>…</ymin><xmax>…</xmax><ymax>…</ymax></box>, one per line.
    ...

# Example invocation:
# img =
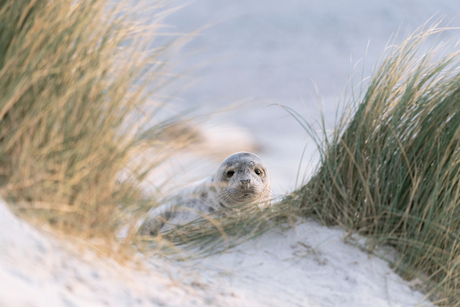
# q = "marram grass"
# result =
<box><xmin>0</xmin><ymin>0</ymin><xmax>191</xmax><ymax>258</ymax></box>
<box><xmin>284</xmin><ymin>26</ymin><xmax>460</xmax><ymax>305</ymax></box>
<box><xmin>3</xmin><ymin>1</ymin><xmax>460</xmax><ymax>304</ymax></box>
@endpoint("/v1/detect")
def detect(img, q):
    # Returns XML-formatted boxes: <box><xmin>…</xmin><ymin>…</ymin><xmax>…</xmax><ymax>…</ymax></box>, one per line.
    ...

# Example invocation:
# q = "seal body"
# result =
<box><xmin>139</xmin><ymin>152</ymin><xmax>272</xmax><ymax>235</ymax></box>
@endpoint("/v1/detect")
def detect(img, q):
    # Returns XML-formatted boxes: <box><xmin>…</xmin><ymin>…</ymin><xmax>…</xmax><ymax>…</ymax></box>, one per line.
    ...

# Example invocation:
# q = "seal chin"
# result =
<box><xmin>222</xmin><ymin>187</ymin><xmax>261</xmax><ymax>205</ymax></box>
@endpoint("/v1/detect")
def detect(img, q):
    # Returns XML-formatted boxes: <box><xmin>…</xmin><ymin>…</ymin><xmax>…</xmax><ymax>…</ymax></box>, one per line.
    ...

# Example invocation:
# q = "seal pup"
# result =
<box><xmin>139</xmin><ymin>152</ymin><xmax>272</xmax><ymax>235</ymax></box>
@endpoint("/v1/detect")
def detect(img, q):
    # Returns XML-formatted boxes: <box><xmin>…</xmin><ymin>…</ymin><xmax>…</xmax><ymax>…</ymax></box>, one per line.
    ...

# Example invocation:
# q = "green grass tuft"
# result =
<box><xmin>287</xmin><ymin>25</ymin><xmax>460</xmax><ymax>305</ymax></box>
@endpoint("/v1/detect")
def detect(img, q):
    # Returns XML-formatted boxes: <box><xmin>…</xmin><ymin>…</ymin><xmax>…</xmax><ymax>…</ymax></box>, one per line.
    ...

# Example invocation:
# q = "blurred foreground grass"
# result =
<box><xmin>0</xmin><ymin>0</ymin><xmax>195</xmax><ymax>258</ymax></box>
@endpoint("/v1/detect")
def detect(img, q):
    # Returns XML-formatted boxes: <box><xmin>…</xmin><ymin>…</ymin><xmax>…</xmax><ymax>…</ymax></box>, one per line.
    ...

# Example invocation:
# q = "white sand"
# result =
<box><xmin>0</xmin><ymin>199</ymin><xmax>237</xmax><ymax>307</ymax></box>
<box><xmin>1</xmin><ymin>198</ymin><xmax>432</xmax><ymax>306</ymax></box>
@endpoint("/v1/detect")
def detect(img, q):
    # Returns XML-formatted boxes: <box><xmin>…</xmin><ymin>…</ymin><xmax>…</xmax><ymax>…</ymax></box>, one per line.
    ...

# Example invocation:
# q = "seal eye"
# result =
<box><xmin>226</xmin><ymin>170</ymin><xmax>235</xmax><ymax>178</ymax></box>
<box><xmin>255</xmin><ymin>169</ymin><xmax>262</xmax><ymax>176</ymax></box>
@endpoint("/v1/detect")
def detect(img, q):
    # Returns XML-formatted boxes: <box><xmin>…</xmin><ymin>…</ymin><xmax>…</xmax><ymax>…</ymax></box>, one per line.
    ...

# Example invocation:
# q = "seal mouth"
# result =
<box><xmin>236</xmin><ymin>186</ymin><xmax>257</xmax><ymax>196</ymax></box>
<box><xmin>219</xmin><ymin>186</ymin><xmax>261</xmax><ymax>205</ymax></box>
<box><xmin>241</xmin><ymin>193</ymin><xmax>252</xmax><ymax>199</ymax></box>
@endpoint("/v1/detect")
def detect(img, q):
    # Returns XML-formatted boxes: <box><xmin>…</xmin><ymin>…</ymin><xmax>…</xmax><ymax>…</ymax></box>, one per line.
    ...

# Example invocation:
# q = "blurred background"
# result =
<box><xmin>150</xmin><ymin>0</ymin><xmax>460</xmax><ymax>195</ymax></box>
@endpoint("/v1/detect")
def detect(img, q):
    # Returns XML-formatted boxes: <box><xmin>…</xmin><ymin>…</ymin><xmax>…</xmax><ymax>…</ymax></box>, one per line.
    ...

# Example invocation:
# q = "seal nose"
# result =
<box><xmin>239</xmin><ymin>179</ymin><xmax>251</xmax><ymax>189</ymax></box>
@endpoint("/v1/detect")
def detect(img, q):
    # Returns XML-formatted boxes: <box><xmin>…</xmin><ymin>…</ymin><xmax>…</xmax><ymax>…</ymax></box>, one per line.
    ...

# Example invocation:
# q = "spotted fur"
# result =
<box><xmin>139</xmin><ymin>152</ymin><xmax>272</xmax><ymax>235</ymax></box>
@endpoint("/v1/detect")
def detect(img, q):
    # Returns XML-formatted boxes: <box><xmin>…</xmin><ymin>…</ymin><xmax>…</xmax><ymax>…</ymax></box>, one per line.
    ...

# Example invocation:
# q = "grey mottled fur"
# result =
<box><xmin>139</xmin><ymin>152</ymin><xmax>272</xmax><ymax>235</ymax></box>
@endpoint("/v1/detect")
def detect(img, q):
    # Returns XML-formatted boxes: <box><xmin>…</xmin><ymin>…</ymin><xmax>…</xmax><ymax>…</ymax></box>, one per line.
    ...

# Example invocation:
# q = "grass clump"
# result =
<box><xmin>0</xmin><ymin>0</ymin><xmax>187</xmax><ymax>254</ymax></box>
<box><xmin>286</xmin><ymin>26</ymin><xmax>460</xmax><ymax>305</ymax></box>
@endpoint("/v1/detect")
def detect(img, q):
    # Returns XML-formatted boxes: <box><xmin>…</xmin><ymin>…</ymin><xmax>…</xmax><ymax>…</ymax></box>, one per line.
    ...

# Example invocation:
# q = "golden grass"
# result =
<box><xmin>0</xmin><ymin>0</ymin><xmax>195</xmax><ymax>258</ymax></box>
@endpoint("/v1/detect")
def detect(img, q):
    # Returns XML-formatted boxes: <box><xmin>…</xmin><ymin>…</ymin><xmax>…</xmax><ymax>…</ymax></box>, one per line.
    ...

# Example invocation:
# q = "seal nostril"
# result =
<box><xmin>240</xmin><ymin>179</ymin><xmax>251</xmax><ymax>184</ymax></box>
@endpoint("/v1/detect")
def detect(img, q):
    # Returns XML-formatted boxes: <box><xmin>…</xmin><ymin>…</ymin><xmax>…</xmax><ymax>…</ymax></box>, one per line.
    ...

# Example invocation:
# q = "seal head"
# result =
<box><xmin>213</xmin><ymin>152</ymin><xmax>271</xmax><ymax>207</ymax></box>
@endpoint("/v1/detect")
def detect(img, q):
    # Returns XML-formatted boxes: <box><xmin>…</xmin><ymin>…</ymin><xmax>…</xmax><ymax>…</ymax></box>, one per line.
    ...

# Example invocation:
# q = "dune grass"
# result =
<box><xmin>3</xmin><ymin>1</ymin><xmax>460</xmax><ymax>304</ymax></box>
<box><xmin>0</xmin><ymin>0</ymin><xmax>193</xmax><ymax>257</ymax></box>
<box><xmin>288</xmin><ymin>26</ymin><xmax>460</xmax><ymax>305</ymax></box>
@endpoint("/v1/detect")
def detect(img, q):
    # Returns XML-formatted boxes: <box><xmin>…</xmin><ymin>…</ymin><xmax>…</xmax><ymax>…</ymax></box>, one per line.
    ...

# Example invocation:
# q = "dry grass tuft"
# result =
<box><xmin>0</xmin><ymin>0</ymin><xmax>194</xmax><ymax>258</ymax></box>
